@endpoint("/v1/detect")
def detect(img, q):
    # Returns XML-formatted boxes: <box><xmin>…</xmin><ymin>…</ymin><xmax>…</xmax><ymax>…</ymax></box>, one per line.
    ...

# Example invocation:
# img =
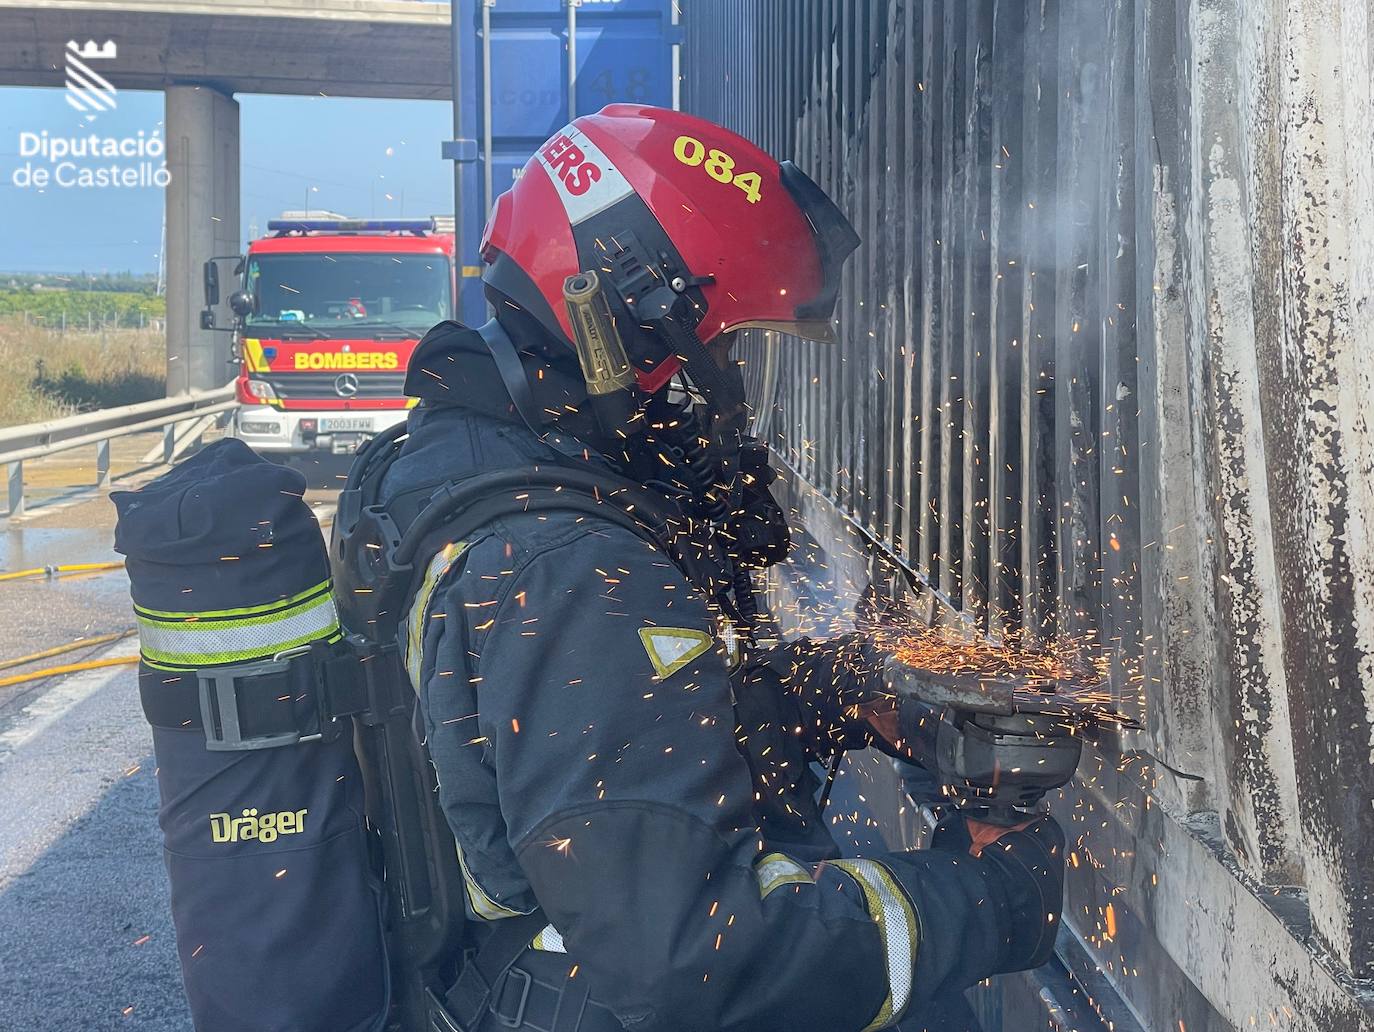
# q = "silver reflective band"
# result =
<box><xmin>754</xmin><ymin>852</ymin><xmax>812</xmax><ymax>898</ymax></box>
<box><xmin>136</xmin><ymin>582</ymin><xmax>340</xmax><ymax>669</ymax></box>
<box><xmin>532</xmin><ymin>924</ymin><xmax>567</xmax><ymax>953</ymax></box>
<box><xmin>833</xmin><ymin>859</ymin><xmax>917</xmax><ymax>1031</ymax></box>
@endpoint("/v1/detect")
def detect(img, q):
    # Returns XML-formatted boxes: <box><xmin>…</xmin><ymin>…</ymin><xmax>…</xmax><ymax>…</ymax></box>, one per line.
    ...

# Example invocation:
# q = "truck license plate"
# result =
<box><xmin>321</xmin><ymin>417</ymin><xmax>372</xmax><ymax>433</ymax></box>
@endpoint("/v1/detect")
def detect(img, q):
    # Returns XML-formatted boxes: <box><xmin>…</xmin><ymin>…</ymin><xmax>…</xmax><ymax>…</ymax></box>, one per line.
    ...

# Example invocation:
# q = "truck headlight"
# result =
<box><xmin>237</xmin><ymin>377</ymin><xmax>277</xmax><ymax>403</ymax></box>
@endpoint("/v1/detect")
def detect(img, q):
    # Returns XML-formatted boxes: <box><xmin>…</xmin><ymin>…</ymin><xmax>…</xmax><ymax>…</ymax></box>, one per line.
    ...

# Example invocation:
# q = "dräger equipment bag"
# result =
<box><xmin>113</xmin><ymin>440</ymin><xmax>388</xmax><ymax>1032</ymax></box>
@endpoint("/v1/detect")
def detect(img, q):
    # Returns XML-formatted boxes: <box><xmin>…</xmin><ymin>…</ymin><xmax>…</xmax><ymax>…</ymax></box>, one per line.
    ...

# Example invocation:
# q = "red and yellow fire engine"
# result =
<box><xmin>210</xmin><ymin>214</ymin><xmax>454</xmax><ymax>457</ymax></box>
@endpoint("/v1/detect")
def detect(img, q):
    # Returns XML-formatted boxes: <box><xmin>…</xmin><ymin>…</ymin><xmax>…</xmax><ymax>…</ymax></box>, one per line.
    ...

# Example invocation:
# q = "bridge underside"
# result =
<box><xmin>0</xmin><ymin>0</ymin><xmax>457</xmax><ymax>391</ymax></box>
<box><xmin>0</xmin><ymin>0</ymin><xmax>451</xmax><ymax>99</ymax></box>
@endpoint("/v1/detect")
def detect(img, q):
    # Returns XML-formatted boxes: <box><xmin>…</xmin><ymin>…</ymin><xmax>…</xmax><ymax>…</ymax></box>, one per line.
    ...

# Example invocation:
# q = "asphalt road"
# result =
<box><xmin>0</xmin><ymin>452</ymin><xmax>345</xmax><ymax>1031</ymax></box>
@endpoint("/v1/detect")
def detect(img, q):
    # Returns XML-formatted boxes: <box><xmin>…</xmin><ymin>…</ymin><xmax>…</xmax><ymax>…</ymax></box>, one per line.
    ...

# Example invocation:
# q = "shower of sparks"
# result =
<box><xmin>871</xmin><ymin>621</ymin><xmax>1107</xmax><ymax>691</ymax></box>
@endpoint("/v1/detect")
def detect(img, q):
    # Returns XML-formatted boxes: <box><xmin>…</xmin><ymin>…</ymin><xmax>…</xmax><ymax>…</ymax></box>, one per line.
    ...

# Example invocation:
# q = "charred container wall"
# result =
<box><xmin>684</xmin><ymin>1</ymin><xmax>1374</xmax><ymax>1029</ymax></box>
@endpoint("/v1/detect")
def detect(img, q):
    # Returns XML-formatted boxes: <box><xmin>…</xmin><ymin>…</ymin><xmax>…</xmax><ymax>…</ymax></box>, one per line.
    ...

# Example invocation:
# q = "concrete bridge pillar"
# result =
<box><xmin>164</xmin><ymin>86</ymin><xmax>239</xmax><ymax>395</ymax></box>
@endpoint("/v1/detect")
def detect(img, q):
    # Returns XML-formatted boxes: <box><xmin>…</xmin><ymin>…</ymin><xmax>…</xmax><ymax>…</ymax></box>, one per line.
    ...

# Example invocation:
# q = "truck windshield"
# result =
<box><xmin>243</xmin><ymin>252</ymin><xmax>451</xmax><ymax>337</ymax></box>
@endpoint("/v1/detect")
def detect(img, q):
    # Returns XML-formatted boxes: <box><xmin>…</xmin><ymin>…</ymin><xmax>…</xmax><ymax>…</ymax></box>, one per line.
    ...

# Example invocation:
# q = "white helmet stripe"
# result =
<box><xmin>535</xmin><ymin>123</ymin><xmax>635</xmax><ymax>226</ymax></box>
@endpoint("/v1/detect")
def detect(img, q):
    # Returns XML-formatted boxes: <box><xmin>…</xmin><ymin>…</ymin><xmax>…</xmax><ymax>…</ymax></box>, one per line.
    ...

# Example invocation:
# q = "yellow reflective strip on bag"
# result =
<box><xmin>136</xmin><ymin>588</ymin><xmax>340</xmax><ymax>669</ymax></box>
<box><xmin>455</xmin><ymin>840</ymin><xmax>527</xmax><ymax>922</ymax></box>
<box><xmin>832</xmin><ymin>859</ymin><xmax>918</xmax><ymax>1031</ymax></box>
<box><xmin>753</xmin><ymin>852</ymin><xmax>813</xmax><ymax>898</ymax></box>
<box><xmin>402</xmin><ymin>541</ymin><xmax>469</xmax><ymax>692</ymax></box>
<box><xmin>134</xmin><ymin>579</ymin><xmax>332</xmax><ymax>621</ymax></box>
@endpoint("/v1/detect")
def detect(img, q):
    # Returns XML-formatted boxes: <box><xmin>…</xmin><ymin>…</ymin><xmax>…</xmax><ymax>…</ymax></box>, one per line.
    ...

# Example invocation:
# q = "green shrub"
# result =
<box><xmin>0</xmin><ymin>287</ymin><xmax>166</xmax><ymax>330</ymax></box>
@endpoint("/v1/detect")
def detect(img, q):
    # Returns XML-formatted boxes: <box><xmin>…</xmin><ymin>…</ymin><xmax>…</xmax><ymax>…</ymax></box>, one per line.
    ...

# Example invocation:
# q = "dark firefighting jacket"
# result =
<box><xmin>380</xmin><ymin>324</ymin><xmax>1019</xmax><ymax>1032</ymax></box>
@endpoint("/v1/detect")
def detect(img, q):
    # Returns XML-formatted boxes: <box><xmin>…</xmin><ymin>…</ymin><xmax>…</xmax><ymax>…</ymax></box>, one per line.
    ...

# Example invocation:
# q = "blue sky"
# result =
<box><xmin>0</xmin><ymin>87</ymin><xmax>455</xmax><ymax>274</ymax></box>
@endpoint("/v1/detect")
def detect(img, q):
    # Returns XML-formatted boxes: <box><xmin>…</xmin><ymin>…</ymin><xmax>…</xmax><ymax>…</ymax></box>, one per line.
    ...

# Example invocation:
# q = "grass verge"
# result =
<box><xmin>0</xmin><ymin>317</ymin><xmax>164</xmax><ymax>427</ymax></box>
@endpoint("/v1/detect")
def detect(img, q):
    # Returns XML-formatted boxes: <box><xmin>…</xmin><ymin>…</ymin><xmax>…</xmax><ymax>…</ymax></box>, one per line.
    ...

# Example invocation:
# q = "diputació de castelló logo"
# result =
<box><xmin>65</xmin><ymin>38</ymin><xmax>118</xmax><ymax>119</ymax></box>
<box><xmin>9</xmin><ymin>38</ymin><xmax>171</xmax><ymax>190</ymax></box>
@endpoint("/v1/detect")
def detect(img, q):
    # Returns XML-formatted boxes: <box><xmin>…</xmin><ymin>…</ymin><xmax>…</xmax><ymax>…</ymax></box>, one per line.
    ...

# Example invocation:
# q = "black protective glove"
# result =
<box><xmin>930</xmin><ymin>812</ymin><xmax>1066</xmax><ymax>974</ymax></box>
<box><xmin>747</xmin><ymin>633</ymin><xmax>899</xmax><ymax>756</ymax></box>
<box><xmin>730</xmin><ymin>660</ymin><xmax>838</xmax><ymax>860</ymax></box>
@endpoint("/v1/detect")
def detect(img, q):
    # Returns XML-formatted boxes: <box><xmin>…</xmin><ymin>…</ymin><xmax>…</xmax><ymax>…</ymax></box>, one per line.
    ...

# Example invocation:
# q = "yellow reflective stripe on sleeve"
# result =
<box><xmin>753</xmin><ymin>852</ymin><xmax>813</xmax><ymax>898</ymax></box>
<box><xmin>402</xmin><ymin>541</ymin><xmax>469</xmax><ymax>692</ymax></box>
<box><xmin>455</xmin><ymin>840</ymin><xmax>530</xmax><ymax>922</ymax></box>
<box><xmin>531</xmin><ymin>924</ymin><xmax>567</xmax><ymax>953</ymax></box>
<box><xmin>135</xmin><ymin>581</ymin><xmax>340</xmax><ymax>669</ymax></box>
<box><xmin>832</xmin><ymin>859</ymin><xmax>918</xmax><ymax>1031</ymax></box>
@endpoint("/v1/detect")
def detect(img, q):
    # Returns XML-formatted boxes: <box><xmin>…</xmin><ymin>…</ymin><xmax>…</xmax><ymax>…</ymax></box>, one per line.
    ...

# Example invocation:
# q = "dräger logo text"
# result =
<box><xmin>209</xmin><ymin>808</ymin><xmax>308</xmax><ymax>844</ymax></box>
<box><xmin>294</xmin><ymin>352</ymin><xmax>400</xmax><ymax>371</ymax></box>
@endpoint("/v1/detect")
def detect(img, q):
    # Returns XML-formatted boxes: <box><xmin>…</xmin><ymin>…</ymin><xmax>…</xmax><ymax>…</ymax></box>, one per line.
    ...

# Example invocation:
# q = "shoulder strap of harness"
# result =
<box><xmin>331</xmin><ymin>421</ymin><xmax>730</xmax><ymax>643</ymax></box>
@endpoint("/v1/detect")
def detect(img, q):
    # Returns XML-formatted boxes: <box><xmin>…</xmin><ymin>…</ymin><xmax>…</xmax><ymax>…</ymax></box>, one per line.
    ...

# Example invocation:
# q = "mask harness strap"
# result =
<box><xmin>479</xmin><ymin>317</ymin><xmax>547</xmax><ymax>439</ymax></box>
<box><xmin>640</xmin><ymin>295</ymin><xmax>760</xmax><ymax>630</ymax></box>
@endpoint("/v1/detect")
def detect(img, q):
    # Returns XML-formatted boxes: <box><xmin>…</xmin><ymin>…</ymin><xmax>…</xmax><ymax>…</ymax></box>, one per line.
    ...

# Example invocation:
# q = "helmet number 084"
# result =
<box><xmin>672</xmin><ymin>135</ymin><xmax>763</xmax><ymax>205</ymax></box>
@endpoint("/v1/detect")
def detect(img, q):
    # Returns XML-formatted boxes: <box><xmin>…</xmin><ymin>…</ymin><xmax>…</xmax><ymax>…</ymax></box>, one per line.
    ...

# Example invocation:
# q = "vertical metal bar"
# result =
<box><xmin>988</xmin><ymin>0</ymin><xmax>1028</xmax><ymax>637</ymax></box>
<box><xmin>1098</xmin><ymin>0</ymin><xmax>1142</xmax><ymax>719</ymax></box>
<box><xmin>835</xmin><ymin>0</ymin><xmax>854</xmax><ymax>517</ymax></box>
<box><xmin>481</xmin><ymin>0</ymin><xmax>495</xmax><ymax>215</ymax></box>
<box><xmin>882</xmin><ymin>0</ymin><xmax>908</xmax><ymax>558</ymax></box>
<box><xmin>820</xmin><ymin>0</ymin><xmax>839</xmax><ymax>504</ymax></box>
<box><xmin>1019</xmin><ymin>0</ymin><xmax>1060</xmax><ymax>640</ymax></box>
<box><xmin>960</xmin><ymin>1</ymin><xmax>994</xmax><ymax>628</ymax></box>
<box><xmin>449</xmin><ymin>0</ymin><xmax>465</xmax><ymax>265</ymax></box>
<box><xmin>96</xmin><ymin>438</ymin><xmax>111</xmax><ymax>489</ymax></box>
<box><xmin>163</xmin><ymin>423</ymin><xmax>177</xmax><ymax>465</ymax></box>
<box><xmin>917</xmin><ymin>1</ymin><xmax>945</xmax><ymax>592</ymax></box>
<box><xmin>670</xmin><ymin>0</ymin><xmax>680</xmax><ymax>111</ymax></box>
<box><xmin>7</xmin><ymin>460</ymin><xmax>22</xmax><ymax>519</ymax></box>
<box><xmin>898</xmin><ymin>0</ymin><xmax>921</xmax><ymax>567</ymax></box>
<box><xmin>798</xmin><ymin>0</ymin><xmax>820</xmax><ymax>489</ymax></box>
<box><xmin>1052</xmin><ymin>0</ymin><xmax>1104</xmax><ymax>642</ymax></box>
<box><xmin>937</xmin><ymin>1</ymin><xmax>963</xmax><ymax>605</ymax></box>
<box><xmin>855</xmin><ymin>0</ymin><xmax>874</xmax><ymax>533</ymax></box>
<box><xmin>566</xmin><ymin>0</ymin><xmax>577</xmax><ymax>120</ymax></box>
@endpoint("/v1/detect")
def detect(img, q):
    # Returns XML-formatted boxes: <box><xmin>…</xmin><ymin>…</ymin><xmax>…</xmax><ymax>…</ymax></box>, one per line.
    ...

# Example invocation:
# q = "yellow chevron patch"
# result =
<box><xmin>638</xmin><ymin>627</ymin><xmax>713</xmax><ymax>679</ymax></box>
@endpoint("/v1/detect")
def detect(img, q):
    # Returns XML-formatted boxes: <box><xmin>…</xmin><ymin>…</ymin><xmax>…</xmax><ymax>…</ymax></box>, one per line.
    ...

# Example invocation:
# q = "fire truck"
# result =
<box><xmin>202</xmin><ymin>213</ymin><xmax>454</xmax><ymax>458</ymax></box>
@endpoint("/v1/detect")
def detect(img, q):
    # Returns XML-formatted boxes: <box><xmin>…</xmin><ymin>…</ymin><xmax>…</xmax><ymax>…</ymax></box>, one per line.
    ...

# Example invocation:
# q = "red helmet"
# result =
<box><xmin>480</xmin><ymin>104</ymin><xmax>860</xmax><ymax>393</ymax></box>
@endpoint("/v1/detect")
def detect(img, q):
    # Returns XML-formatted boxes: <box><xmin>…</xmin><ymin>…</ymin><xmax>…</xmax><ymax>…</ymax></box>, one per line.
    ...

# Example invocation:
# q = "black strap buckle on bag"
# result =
<box><xmin>190</xmin><ymin>637</ymin><xmax>398</xmax><ymax>752</ymax></box>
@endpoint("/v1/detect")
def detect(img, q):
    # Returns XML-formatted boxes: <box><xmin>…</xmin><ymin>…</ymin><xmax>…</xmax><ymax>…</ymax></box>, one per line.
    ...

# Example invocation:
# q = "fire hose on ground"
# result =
<box><xmin>0</xmin><ymin>562</ymin><xmax>126</xmax><ymax>582</ymax></box>
<box><xmin>0</xmin><ymin>629</ymin><xmax>139</xmax><ymax>688</ymax></box>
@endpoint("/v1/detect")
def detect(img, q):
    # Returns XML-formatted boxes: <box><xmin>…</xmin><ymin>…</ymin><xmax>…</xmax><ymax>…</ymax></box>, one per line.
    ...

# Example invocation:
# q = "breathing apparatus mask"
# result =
<box><xmin>554</xmin><ymin>257</ymin><xmax>790</xmax><ymax>634</ymax></box>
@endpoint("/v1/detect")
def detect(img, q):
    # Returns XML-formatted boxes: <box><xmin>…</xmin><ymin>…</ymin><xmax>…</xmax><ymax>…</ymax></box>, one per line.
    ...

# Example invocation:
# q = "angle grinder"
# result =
<box><xmin>882</xmin><ymin>655</ymin><xmax>1136</xmax><ymax>833</ymax></box>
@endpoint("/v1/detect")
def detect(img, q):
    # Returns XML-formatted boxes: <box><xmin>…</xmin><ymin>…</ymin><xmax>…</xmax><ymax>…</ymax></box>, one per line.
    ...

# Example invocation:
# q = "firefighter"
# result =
<box><xmin>342</xmin><ymin>105</ymin><xmax>1064</xmax><ymax>1032</ymax></box>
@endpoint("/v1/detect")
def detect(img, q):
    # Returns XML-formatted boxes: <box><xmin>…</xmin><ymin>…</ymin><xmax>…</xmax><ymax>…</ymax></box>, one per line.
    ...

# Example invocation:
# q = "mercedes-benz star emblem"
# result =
<box><xmin>334</xmin><ymin>372</ymin><xmax>360</xmax><ymax>398</ymax></box>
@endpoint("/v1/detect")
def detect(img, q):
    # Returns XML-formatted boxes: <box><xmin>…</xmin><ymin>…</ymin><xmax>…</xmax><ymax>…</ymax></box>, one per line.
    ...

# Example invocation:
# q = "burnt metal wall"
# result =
<box><xmin>684</xmin><ymin>1</ymin><xmax>1374</xmax><ymax>1029</ymax></box>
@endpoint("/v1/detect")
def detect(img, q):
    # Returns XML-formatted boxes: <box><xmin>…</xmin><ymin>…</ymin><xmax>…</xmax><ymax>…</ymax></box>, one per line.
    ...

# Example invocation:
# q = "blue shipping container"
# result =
<box><xmin>446</xmin><ymin>0</ymin><xmax>681</xmax><ymax>324</ymax></box>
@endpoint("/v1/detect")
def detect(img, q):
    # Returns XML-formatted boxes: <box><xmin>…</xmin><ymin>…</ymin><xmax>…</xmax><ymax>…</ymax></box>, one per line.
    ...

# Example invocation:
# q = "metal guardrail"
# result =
<box><xmin>0</xmin><ymin>385</ymin><xmax>236</xmax><ymax>518</ymax></box>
